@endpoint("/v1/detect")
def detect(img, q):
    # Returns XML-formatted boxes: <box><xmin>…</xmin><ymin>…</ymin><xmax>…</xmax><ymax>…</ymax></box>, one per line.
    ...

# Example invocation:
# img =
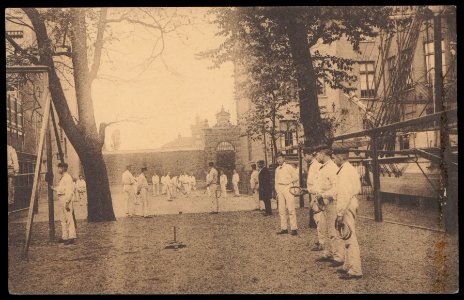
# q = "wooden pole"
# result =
<box><xmin>50</xmin><ymin>104</ymin><xmax>65</xmax><ymax>164</ymax></box>
<box><xmin>434</xmin><ymin>13</ymin><xmax>456</xmax><ymax>234</ymax></box>
<box><xmin>46</xmin><ymin>114</ymin><xmax>55</xmax><ymax>241</ymax></box>
<box><xmin>298</xmin><ymin>146</ymin><xmax>304</xmax><ymax>208</ymax></box>
<box><xmin>22</xmin><ymin>73</ymin><xmax>51</xmax><ymax>257</ymax></box>
<box><xmin>371</xmin><ymin>136</ymin><xmax>383</xmax><ymax>222</ymax></box>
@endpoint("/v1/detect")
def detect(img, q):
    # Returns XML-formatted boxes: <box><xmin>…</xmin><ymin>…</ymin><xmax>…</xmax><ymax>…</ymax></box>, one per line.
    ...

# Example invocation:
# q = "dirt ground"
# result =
<box><xmin>8</xmin><ymin>188</ymin><xmax>459</xmax><ymax>294</ymax></box>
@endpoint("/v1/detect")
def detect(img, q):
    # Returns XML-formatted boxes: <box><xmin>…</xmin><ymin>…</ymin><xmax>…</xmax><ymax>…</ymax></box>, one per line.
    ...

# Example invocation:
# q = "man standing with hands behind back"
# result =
<box><xmin>257</xmin><ymin>160</ymin><xmax>273</xmax><ymax>216</ymax></box>
<box><xmin>52</xmin><ymin>162</ymin><xmax>76</xmax><ymax>245</ymax></box>
<box><xmin>274</xmin><ymin>152</ymin><xmax>299</xmax><ymax>236</ymax></box>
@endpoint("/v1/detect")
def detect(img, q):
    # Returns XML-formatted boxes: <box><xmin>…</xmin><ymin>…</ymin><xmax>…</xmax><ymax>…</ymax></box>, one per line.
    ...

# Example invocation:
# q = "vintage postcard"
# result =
<box><xmin>7</xmin><ymin>6</ymin><xmax>458</xmax><ymax>294</ymax></box>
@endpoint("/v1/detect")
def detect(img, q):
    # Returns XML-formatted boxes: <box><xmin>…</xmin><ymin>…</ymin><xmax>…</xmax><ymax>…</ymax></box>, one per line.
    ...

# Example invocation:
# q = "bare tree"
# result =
<box><xmin>7</xmin><ymin>8</ymin><xmax>191</xmax><ymax>221</ymax></box>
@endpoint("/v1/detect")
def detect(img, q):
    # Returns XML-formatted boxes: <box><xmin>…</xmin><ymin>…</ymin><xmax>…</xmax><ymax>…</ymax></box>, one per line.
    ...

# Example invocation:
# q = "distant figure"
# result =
<box><xmin>161</xmin><ymin>174</ymin><xmax>167</xmax><ymax>195</ymax></box>
<box><xmin>7</xmin><ymin>144</ymin><xmax>19</xmax><ymax>211</ymax></box>
<box><xmin>137</xmin><ymin>167</ymin><xmax>150</xmax><ymax>217</ymax></box>
<box><xmin>219</xmin><ymin>169</ymin><xmax>228</xmax><ymax>198</ymax></box>
<box><xmin>232</xmin><ymin>169</ymin><xmax>240</xmax><ymax>197</ymax></box>
<box><xmin>52</xmin><ymin>163</ymin><xmax>76</xmax><ymax>245</ymax></box>
<box><xmin>206</xmin><ymin>162</ymin><xmax>218</xmax><ymax>213</ymax></box>
<box><xmin>257</xmin><ymin>160</ymin><xmax>273</xmax><ymax>216</ymax></box>
<box><xmin>190</xmin><ymin>172</ymin><xmax>197</xmax><ymax>191</ymax></box>
<box><xmin>171</xmin><ymin>174</ymin><xmax>179</xmax><ymax>197</ymax></box>
<box><xmin>205</xmin><ymin>170</ymin><xmax>211</xmax><ymax>197</ymax></box>
<box><xmin>249</xmin><ymin>164</ymin><xmax>260</xmax><ymax>210</ymax></box>
<box><xmin>152</xmin><ymin>172</ymin><xmax>160</xmax><ymax>196</ymax></box>
<box><xmin>122</xmin><ymin>164</ymin><xmax>137</xmax><ymax>217</ymax></box>
<box><xmin>275</xmin><ymin>152</ymin><xmax>299</xmax><ymax>236</ymax></box>
<box><xmin>165</xmin><ymin>172</ymin><xmax>173</xmax><ymax>200</ymax></box>
<box><xmin>75</xmin><ymin>175</ymin><xmax>87</xmax><ymax>203</ymax></box>
<box><xmin>179</xmin><ymin>171</ymin><xmax>190</xmax><ymax>194</ymax></box>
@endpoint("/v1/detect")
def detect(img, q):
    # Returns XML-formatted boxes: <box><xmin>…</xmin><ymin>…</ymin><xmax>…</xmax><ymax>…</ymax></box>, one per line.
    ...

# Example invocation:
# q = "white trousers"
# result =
<box><xmin>253</xmin><ymin>189</ymin><xmax>262</xmax><ymax>210</ymax></box>
<box><xmin>161</xmin><ymin>184</ymin><xmax>167</xmax><ymax>194</ymax></box>
<box><xmin>59</xmin><ymin>198</ymin><xmax>76</xmax><ymax>240</ymax></box>
<box><xmin>140</xmin><ymin>188</ymin><xmax>149</xmax><ymax>216</ymax></box>
<box><xmin>276</xmin><ymin>185</ymin><xmax>298</xmax><ymax>231</ymax></box>
<box><xmin>220</xmin><ymin>183</ymin><xmax>227</xmax><ymax>198</ymax></box>
<box><xmin>209</xmin><ymin>184</ymin><xmax>218</xmax><ymax>212</ymax></box>
<box><xmin>152</xmin><ymin>183</ymin><xmax>160</xmax><ymax>196</ymax></box>
<box><xmin>322</xmin><ymin>201</ymin><xmax>344</xmax><ymax>262</ymax></box>
<box><xmin>123</xmin><ymin>184</ymin><xmax>136</xmax><ymax>215</ymax></box>
<box><xmin>233</xmin><ymin>182</ymin><xmax>239</xmax><ymax>196</ymax></box>
<box><xmin>313</xmin><ymin>209</ymin><xmax>327</xmax><ymax>247</ymax></box>
<box><xmin>341</xmin><ymin>202</ymin><xmax>362</xmax><ymax>276</ymax></box>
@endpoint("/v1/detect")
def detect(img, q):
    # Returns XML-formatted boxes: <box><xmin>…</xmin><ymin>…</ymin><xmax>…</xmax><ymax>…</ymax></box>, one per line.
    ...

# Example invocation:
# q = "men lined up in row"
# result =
<box><xmin>303</xmin><ymin>144</ymin><xmax>363</xmax><ymax>280</ymax></box>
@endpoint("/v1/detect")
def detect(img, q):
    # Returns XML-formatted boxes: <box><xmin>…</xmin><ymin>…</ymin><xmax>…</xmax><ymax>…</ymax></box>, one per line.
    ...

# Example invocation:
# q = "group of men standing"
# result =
<box><xmin>122</xmin><ymin>165</ymin><xmax>199</xmax><ymax>217</ymax></box>
<box><xmin>303</xmin><ymin>143</ymin><xmax>363</xmax><ymax>280</ymax></box>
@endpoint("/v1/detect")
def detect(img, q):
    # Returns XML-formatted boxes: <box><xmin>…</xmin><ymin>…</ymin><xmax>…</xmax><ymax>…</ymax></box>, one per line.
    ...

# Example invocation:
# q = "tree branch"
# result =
<box><xmin>89</xmin><ymin>8</ymin><xmax>108</xmax><ymax>81</ymax></box>
<box><xmin>5</xmin><ymin>35</ymin><xmax>40</xmax><ymax>64</ymax></box>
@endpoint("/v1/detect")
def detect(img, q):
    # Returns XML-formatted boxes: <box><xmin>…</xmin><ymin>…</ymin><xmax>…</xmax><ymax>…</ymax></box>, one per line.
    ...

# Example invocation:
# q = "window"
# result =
<box><xmin>399</xmin><ymin>134</ymin><xmax>410</xmax><ymax>150</ymax></box>
<box><xmin>279</xmin><ymin>120</ymin><xmax>298</xmax><ymax>154</ymax></box>
<box><xmin>359</xmin><ymin>62</ymin><xmax>375</xmax><ymax>98</ymax></box>
<box><xmin>6</xmin><ymin>90</ymin><xmax>24</xmax><ymax>151</ymax></box>
<box><xmin>388</xmin><ymin>55</ymin><xmax>414</xmax><ymax>89</ymax></box>
<box><xmin>424</xmin><ymin>40</ymin><xmax>446</xmax><ymax>85</ymax></box>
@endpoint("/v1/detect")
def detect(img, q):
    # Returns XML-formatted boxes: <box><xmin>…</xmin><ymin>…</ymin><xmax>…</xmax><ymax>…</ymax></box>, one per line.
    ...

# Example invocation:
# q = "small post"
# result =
<box><xmin>173</xmin><ymin>226</ymin><xmax>176</xmax><ymax>243</ymax></box>
<box><xmin>298</xmin><ymin>145</ymin><xmax>304</xmax><ymax>208</ymax></box>
<box><xmin>371</xmin><ymin>136</ymin><xmax>383</xmax><ymax>222</ymax></box>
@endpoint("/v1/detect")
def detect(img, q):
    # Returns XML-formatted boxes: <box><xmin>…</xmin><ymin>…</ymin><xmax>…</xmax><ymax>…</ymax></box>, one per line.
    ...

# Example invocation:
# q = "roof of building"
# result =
<box><xmin>161</xmin><ymin>136</ymin><xmax>198</xmax><ymax>149</ymax></box>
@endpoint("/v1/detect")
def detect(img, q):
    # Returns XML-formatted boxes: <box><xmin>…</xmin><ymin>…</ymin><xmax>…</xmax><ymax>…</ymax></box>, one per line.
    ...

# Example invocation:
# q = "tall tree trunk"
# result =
<box><xmin>285</xmin><ymin>10</ymin><xmax>325</xmax><ymax>146</ymax></box>
<box><xmin>80</xmin><ymin>148</ymin><xmax>115</xmax><ymax>222</ymax></box>
<box><xmin>23</xmin><ymin>8</ymin><xmax>116</xmax><ymax>222</ymax></box>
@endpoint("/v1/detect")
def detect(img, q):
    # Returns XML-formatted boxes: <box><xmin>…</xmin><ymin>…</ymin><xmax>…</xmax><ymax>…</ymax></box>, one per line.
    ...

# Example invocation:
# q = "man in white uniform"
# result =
<box><xmin>232</xmin><ymin>169</ymin><xmax>240</xmax><ymax>197</ymax></box>
<box><xmin>249</xmin><ymin>163</ymin><xmax>260</xmax><ymax>210</ymax></box>
<box><xmin>137</xmin><ymin>167</ymin><xmax>150</xmax><ymax>217</ymax></box>
<box><xmin>274</xmin><ymin>152</ymin><xmax>299</xmax><ymax>236</ymax></box>
<box><xmin>161</xmin><ymin>174</ymin><xmax>167</xmax><ymax>195</ymax></box>
<box><xmin>190</xmin><ymin>172</ymin><xmax>197</xmax><ymax>191</ymax></box>
<box><xmin>75</xmin><ymin>175</ymin><xmax>87</xmax><ymax>203</ymax></box>
<box><xmin>166</xmin><ymin>172</ymin><xmax>173</xmax><ymax>200</ymax></box>
<box><xmin>303</xmin><ymin>146</ymin><xmax>324</xmax><ymax>251</ymax></box>
<box><xmin>7</xmin><ymin>144</ymin><xmax>19</xmax><ymax>211</ymax></box>
<box><xmin>52</xmin><ymin>163</ymin><xmax>76</xmax><ymax>245</ymax></box>
<box><xmin>313</xmin><ymin>144</ymin><xmax>344</xmax><ymax>267</ymax></box>
<box><xmin>332</xmin><ymin>146</ymin><xmax>363</xmax><ymax>279</ymax></box>
<box><xmin>122</xmin><ymin>164</ymin><xmax>137</xmax><ymax>216</ymax></box>
<box><xmin>219</xmin><ymin>170</ymin><xmax>228</xmax><ymax>198</ymax></box>
<box><xmin>152</xmin><ymin>172</ymin><xmax>160</xmax><ymax>196</ymax></box>
<box><xmin>206</xmin><ymin>162</ymin><xmax>219</xmax><ymax>213</ymax></box>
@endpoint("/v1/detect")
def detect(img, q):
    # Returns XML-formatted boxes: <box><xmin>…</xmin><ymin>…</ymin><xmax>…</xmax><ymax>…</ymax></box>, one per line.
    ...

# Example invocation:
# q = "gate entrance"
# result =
<box><xmin>215</xmin><ymin>142</ymin><xmax>235</xmax><ymax>190</ymax></box>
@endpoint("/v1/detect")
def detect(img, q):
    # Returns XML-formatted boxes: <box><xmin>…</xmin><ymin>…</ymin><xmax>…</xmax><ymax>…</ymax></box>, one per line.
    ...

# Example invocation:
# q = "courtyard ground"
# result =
<box><xmin>8</xmin><ymin>186</ymin><xmax>459</xmax><ymax>294</ymax></box>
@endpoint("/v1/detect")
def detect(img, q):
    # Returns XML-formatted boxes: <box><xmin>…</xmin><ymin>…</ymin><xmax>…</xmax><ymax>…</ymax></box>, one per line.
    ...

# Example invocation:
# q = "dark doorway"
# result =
<box><xmin>216</xmin><ymin>142</ymin><xmax>235</xmax><ymax>190</ymax></box>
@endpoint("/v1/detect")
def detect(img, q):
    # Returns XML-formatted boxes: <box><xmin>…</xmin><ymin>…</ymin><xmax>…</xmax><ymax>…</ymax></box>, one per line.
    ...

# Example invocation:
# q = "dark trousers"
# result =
<box><xmin>262</xmin><ymin>197</ymin><xmax>272</xmax><ymax>214</ymax></box>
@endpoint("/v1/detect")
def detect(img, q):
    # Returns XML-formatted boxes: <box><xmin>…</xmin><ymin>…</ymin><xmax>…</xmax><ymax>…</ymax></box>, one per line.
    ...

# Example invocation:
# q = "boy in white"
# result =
<box><xmin>152</xmin><ymin>173</ymin><xmax>160</xmax><ymax>196</ymax></box>
<box><xmin>274</xmin><ymin>152</ymin><xmax>299</xmax><ymax>236</ymax></box>
<box><xmin>52</xmin><ymin>162</ymin><xmax>76</xmax><ymax>244</ymax></box>
<box><xmin>332</xmin><ymin>146</ymin><xmax>363</xmax><ymax>279</ymax></box>
<box><xmin>232</xmin><ymin>169</ymin><xmax>240</xmax><ymax>197</ymax></box>
<box><xmin>219</xmin><ymin>170</ymin><xmax>228</xmax><ymax>198</ymax></box>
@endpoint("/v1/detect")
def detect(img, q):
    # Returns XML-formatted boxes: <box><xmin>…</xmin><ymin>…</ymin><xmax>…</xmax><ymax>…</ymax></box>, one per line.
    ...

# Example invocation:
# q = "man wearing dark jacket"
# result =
<box><xmin>257</xmin><ymin>160</ymin><xmax>273</xmax><ymax>216</ymax></box>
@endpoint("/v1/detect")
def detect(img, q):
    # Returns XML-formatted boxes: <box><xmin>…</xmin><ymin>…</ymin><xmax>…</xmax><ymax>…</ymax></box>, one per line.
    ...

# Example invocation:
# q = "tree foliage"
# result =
<box><xmin>200</xmin><ymin>6</ymin><xmax>395</xmax><ymax>146</ymax></box>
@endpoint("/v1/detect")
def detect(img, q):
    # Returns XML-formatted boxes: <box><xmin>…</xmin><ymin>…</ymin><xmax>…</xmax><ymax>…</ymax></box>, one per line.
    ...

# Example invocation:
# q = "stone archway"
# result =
<box><xmin>215</xmin><ymin>141</ymin><xmax>235</xmax><ymax>190</ymax></box>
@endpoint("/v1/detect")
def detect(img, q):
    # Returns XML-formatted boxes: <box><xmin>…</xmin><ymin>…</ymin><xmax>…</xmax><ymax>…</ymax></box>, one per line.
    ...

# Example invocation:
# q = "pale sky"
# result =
<box><xmin>91</xmin><ymin>7</ymin><xmax>236</xmax><ymax>150</ymax></box>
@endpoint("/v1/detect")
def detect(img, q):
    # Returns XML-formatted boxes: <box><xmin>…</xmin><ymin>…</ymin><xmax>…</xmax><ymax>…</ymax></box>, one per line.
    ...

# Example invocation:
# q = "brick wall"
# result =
<box><xmin>103</xmin><ymin>150</ymin><xmax>207</xmax><ymax>185</ymax></box>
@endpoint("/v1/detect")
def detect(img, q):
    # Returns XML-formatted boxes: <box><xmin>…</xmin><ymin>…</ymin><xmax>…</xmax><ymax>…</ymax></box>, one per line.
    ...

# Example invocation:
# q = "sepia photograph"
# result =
<box><xmin>6</xmin><ymin>6</ymin><xmax>458</xmax><ymax>294</ymax></box>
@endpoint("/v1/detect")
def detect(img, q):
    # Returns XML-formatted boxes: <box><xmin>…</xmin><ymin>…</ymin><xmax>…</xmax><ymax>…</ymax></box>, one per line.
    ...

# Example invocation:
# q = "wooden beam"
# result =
<box><xmin>371</xmin><ymin>137</ymin><xmax>383</xmax><ymax>222</ymax></box>
<box><xmin>332</xmin><ymin>108</ymin><xmax>457</xmax><ymax>141</ymax></box>
<box><xmin>46</xmin><ymin>114</ymin><xmax>55</xmax><ymax>241</ymax></box>
<box><xmin>22</xmin><ymin>72</ymin><xmax>51</xmax><ymax>257</ymax></box>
